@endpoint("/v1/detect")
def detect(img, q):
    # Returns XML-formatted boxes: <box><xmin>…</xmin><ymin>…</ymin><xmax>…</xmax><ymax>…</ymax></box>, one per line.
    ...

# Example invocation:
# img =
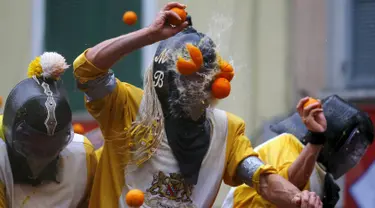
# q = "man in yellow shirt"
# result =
<box><xmin>74</xmin><ymin>2</ymin><xmax>322</xmax><ymax>207</ymax></box>
<box><xmin>222</xmin><ymin>95</ymin><xmax>374</xmax><ymax>208</ymax></box>
<box><xmin>0</xmin><ymin>52</ymin><xmax>97</xmax><ymax>207</ymax></box>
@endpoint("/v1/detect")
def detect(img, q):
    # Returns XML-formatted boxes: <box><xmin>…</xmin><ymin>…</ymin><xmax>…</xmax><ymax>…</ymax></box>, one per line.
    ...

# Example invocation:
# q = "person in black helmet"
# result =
<box><xmin>73</xmin><ymin>2</ymin><xmax>322</xmax><ymax>208</ymax></box>
<box><xmin>223</xmin><ymin>95</ymin><xmax>374</xmax><ymax>208</ymax></box>
<box><xmin>0</xmin><ymin>52</ymin><xmax>97</xmax><ymax>207</ymax></box>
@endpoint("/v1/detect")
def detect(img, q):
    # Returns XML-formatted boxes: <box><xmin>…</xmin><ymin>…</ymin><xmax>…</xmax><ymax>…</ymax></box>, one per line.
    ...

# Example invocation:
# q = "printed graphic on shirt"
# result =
<box><xmin>145</xmin><ymin>171</ymin><xmax>196</xmax><ymax>208</ymax></box>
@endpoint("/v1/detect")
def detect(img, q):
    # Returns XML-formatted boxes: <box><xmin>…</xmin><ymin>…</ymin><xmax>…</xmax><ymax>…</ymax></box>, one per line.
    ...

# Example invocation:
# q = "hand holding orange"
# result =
<box><xmin>303</xmin><ymin>97</ymin><xmax>321</xmax><ymax>109</ymax></box>
<box><xmin>168</xmin><ymin>7</ymin><xmax>187</xmax><ymax>26</ymax></box>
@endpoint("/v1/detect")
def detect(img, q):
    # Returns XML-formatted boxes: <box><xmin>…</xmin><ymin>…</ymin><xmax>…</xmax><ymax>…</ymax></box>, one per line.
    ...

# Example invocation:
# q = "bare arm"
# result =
<box><xmin>288</xmin><ymin>144</ymin><xmax>323</xmax><ymax>190</ymax></box>
<box><xmin>289</xmin><ymin>97</ymin><xmax>327</xmax><ymax>189</ymax></box>
<box><xmin>86</xmin><ymin>2</ymin><xmax>188</xmax><ymax>70</ymax></box>
<box><xmin>237</xmin><ymin>156</ymin><xmax>322</xmax><ymax>207</ymax></box>
<box><xmin>86</xmin><ymin>28</ymin><xmax>155</xmax><ymax>70</ymax></box>
<box><xmin>237</xmin><ymin>157</ymin><xmax>300</xmax><ymax>207</ymax></box>
<box><xmin>259</xmin><ymin>173</ymin><xmax>301</xmax><ymax>207</ymax></box>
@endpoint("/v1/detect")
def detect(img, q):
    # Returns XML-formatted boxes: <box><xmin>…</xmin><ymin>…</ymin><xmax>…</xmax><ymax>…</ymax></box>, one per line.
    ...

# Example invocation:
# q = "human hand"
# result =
<box><xmin>296</xmin><ymin>97</ymin><xmax>327</xmax><ymax>133</ymax></box>
<box><xmin>292</xmin><ymin>190</ymin><xmax>323</xmax><ymax>208</ymax></box>
<box><xmin>148</xmin><ymin>2</ymin><xmax>189</xmax><ymax>42</ymax></box>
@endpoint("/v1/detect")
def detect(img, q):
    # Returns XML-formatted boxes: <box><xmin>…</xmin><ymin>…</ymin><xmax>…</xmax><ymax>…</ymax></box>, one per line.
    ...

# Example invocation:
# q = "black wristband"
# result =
<box><xmin>307</xmin><ymin>131</ymin><xmax>326</xmax><ymax>145</ymax></box>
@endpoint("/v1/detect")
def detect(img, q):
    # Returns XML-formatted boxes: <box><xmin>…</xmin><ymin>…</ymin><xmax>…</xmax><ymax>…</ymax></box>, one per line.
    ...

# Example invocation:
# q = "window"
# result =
<box><xmin>347</xmin><ymin>0</ymin><xmax>375</xmax><ymax>88</ymax></box>
<box><xmin>44</xmin><ymin>0</ymin><xmax>142</xmax><ymax>112</ymax></box>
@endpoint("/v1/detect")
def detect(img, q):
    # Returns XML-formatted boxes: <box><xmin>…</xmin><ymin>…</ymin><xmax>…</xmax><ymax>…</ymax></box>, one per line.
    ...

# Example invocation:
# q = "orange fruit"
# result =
<box><xmin>123</xmin><ymin>11</ymin><xmax>137</xmax><ymax>25</ymax></box>
<box><xmin>125</xmin><ymin>189</ymin><xmax>144</xmax><ymax>207</ymax></box>
<box><xmin>177</xmin><ymin>57</ymin><xmax>199</xmax><ymax>75</ymax></box>
<box><xmin>168</xmin><ymin>7</ymin><xmax>187</xmax><ymax>26</ymax></box>
<box><xmin>212</xmin><ymin>78</ymin><xmax>231</xmax><ymax>99</ymax></box>
<box><xmin>303</xmin><ymin>97</ymin><xmax>321</xmax><ymax>109</ymax></box>
<box><xmin>217</xmin><ymin>71</ymin><xmax>234</xmax><ymax>82</ymax></box>
<box><xmin>216</xmin><ymin>59</ymin><xmax>234</xmax><ymax>81</ymax></box>
<box><xmin>0</xmin><ymin>96</ymin><xmax>2</xmax><ymax>108</ymax></box>
<box><xmin>176</xmin><ymin>44</ymin><xmax>203</xmax><ymax>75</ymax></box>
<box><xmin>73</xmin><ymin>123</ymin><xmax>85</xmax><ymax>134</ymax></box>
<box><xmin>186</xmin><ymin>44</ymin><xmax>203</xmax><ymax>67</ymax></box>
<box><xmin>220</xmin><ymin>60</ymin><xmax>234</xmax><ymax>73</ymax></box>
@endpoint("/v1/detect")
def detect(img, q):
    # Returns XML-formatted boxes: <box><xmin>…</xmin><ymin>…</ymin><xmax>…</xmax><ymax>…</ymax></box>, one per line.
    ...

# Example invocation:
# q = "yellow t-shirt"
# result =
<box><xmin>74</xmin><ymin>50</ymin><xmax>277</xmax><ymax>208</ymax></box>
<box><xmin>222</xmin><ymin>133</ymin><xmax>324</xmax><ymax>208</ymax></box>
<box><xmin>0</xmin><ymin>115</ymin><xmax>97</xmax><ymax>207</ymax></box>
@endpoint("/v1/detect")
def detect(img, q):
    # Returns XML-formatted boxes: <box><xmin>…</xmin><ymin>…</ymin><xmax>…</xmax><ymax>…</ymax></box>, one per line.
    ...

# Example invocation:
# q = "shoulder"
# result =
<box><xmin>219</xmin><ymin>110</ymin><xmax>246</xmax><ymax>136</ymax></box>
<box><xmin>65</xmin><ymin>133</ymin><xmax>95</xmax><ymax>156</ymax></box>
<box><xmin>211</xmin><ymin>109</ymin><xmax>245</xmax><ymax>126</ymax></box>
<box><xmin>119</xmin><ymin>81</ymin><xmax>144</xmax><ymax>98</ymax></box>
<box><xmin>225</xmin><ymin>111</ymin><xmax>245</xmax><ymax>126</ymax></box>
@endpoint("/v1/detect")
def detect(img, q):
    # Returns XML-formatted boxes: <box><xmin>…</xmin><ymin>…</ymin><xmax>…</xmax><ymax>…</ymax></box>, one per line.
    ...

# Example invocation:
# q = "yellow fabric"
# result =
<box><xmin>74</xmin><ymin>51</ymin><xmax>144</xmax><ymax>208</ymax></box>
<box><xmin>74</xmin><ymin>51</ymin><xmax>276</xmax><ymax>208</ymax></box>
<box><xmin>223</xmin><ymin>112</ymin><xmax>276</xmax><ymax>188</ymax></box>
<box><xmin>232</xmin><ymin>133</ymin><xmax>310</xmax><ymax>208</ymax></box>
<box><xmin>95</xmin><ymin>146</ymin><xmax>103</xmax><ymax>161</ymax></box>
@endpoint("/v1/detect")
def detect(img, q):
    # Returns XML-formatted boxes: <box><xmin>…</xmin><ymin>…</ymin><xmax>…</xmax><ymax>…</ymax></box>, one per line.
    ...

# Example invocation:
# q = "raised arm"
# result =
<box><xmin>85</xmin><ymin>2</ymin><xmax>188</xmax><ymax>70</ymax></box>
<box><xmin>224</xmin><ymin>112</ymin><xmax>322</xmax><ymax>208</ymax></box>
<box><xmin>73</xmin><ymin>2</ymin><xmax>188</xmax><ymax>135</ymax></box>
<box><xmin>288</xmin><ymin>143</ymin><xmax>322</xmax><ymax>190</ymax></box>
<box><xmin>288</xmin><ymin>97</ymin><xmax>327</xmax><ymax>189</ymax></box>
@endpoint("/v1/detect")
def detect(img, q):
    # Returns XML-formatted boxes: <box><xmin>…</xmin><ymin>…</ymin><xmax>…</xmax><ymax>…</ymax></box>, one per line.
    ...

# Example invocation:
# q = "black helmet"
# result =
<box><xmin>152</xmin><ymin>20</ymin><xmax>219</xmax><ymax>119</ymax></box>
<box><xmin>270</xmin><ymin>95</ymin><xmax>374</xmax><ymax>179</ymax></box>
<box><xmin>3</xmin><ymin>52</ymin><xmax>73</xmax><ymax>180</ymax></box>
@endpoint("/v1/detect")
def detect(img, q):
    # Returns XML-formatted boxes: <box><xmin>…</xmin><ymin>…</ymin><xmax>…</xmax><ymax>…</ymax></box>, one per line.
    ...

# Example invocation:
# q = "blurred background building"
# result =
<box><xmin>1</xmin><ymin>0</ymin><xmax>375</xmax><ymax>207</ymax></box>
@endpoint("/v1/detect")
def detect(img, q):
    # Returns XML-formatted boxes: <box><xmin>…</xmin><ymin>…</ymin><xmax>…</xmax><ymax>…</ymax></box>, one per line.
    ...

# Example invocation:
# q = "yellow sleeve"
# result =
<box><xmin>223</xmin><ymin>112</ymin><xmax>277</xmax><ymax>188</ymax></box>
<box><xmin>73</xmin><ymin>50</ymin><xmax>144</xmax><ymax>139</ymax></box>
<box><xmin>0</xmin><ymin>180</ymin><xmax>6</xmax><ymax>208</ymax></box>
<box><xmin>74</xmin><ymin>51</ymin><xmax>142</xmax><ymax>207</ymax></box>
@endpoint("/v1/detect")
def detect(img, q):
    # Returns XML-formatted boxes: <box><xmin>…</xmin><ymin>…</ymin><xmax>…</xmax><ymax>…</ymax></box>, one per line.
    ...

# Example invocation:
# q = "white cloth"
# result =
<box><xmin>121</xmin><ymin>109</ymin><xmax>228</xmax><ymax>208</ymax></box>
<box><xmin>0</xmin><ymin>134</ymin><xmax>88</xmax><ymax>208</ymax></box>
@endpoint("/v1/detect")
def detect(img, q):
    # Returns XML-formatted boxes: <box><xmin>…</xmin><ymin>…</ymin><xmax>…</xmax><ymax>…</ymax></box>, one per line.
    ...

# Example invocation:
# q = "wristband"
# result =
<box><xmin>307</xmin><ymin>131</ymin><xmax>326</xmax><ymax>145</ymax></box>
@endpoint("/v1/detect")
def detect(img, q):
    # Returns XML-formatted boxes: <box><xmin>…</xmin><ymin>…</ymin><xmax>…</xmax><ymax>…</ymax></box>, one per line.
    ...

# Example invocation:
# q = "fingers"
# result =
<box><xmin>300</xmin><ymin>191</ymin><xmax>310</xmax><ymax>208</ymax></box>
<box><xmin>164</xmin><ymin>10</ymin><xmax>181</xmax><ymax>21</ymax></box>
<box><xmin>296</xmin><ymin>97</ymin><xmax>310</xmax><ymax>116</ymax></box>
<box><xmin>315</xmin><ymin>196</ymin><xmax>323</xmax><ymax>208</ymax></box>
<box><xmin>302</xmin><ymin>102</ymin><xmax>321</xmax><ymax>119</ymax></box>
<box><xmin>174</xmin><ymin>21</ymin><xmax>189</xmax><ymax>31</ymax></box>
<box><xmin>300</xmin><ymin>191</ymin><xmax>322</xmax><ymax>208</ymax></box>
<box><xmin>309</xmin><ymin>108</ymin><xmax>323</xmax><ymax>116</ymax></box>
<box><xmin>308</xmin><ymin>192</ymin><xmax>317</xmax><ymax>208</ymax></box>
<box><xmin>162</xmin><ymin>2</ymin><xmax>186</xmax><ymax>11</ymax></box>
<box><xmin>291</xmin><ymin>194</ymin><xmax>301</xmax><ymax>206</ymax></box>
